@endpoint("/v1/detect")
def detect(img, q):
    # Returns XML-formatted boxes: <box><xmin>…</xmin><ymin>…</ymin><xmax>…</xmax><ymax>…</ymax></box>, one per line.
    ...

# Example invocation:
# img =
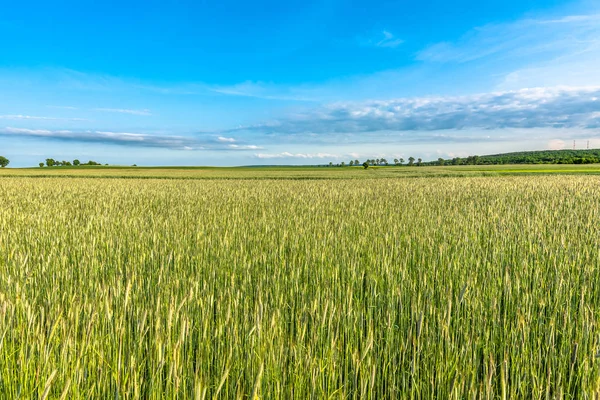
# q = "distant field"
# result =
<box><xmin>1</xmin><ymin>172</ymin><xmax>599</xmax><ymax>397</ymax></box>
<box><xmin>1</xmin><ymin>163</ymin><xmax>600</xmax><ymax>179</ymax></box>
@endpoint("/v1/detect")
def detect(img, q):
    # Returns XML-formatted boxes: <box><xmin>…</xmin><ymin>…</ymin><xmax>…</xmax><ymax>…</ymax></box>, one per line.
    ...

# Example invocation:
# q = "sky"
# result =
<box><xmin>1</xmin><ymin>0</ymin><xmax>600</xmax><ymax>166</ymax></box>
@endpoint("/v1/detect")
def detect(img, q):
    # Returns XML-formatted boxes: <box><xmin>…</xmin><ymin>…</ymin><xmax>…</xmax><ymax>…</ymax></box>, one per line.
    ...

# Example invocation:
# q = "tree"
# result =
<box><xmin>394</xmin><ymin>158</ymin><xmax>399</xmax><ymax>165</ymax></box>
<box><xmin>381</xmin><ymin>158</ymin><xmax>388</xmax><ymax>165</ymax></box>
<box><xmin>329</xmin><ymin>162</ymin><xmax>333</xmax><ymax>167</ymax></box>
<box><xmin>45</xmin><ymin>158</ymin><xmax>55</xmax><ymax>167</ymax></box>
<box><xmin>363</xmin><ymin>162</ymin><xmax>369</xmax><ymax>169</ymax></box>
<box><xmin>354</xmin><ymin>159</ymin><xmax>360</xmax><ymax>166</ymax></box>
<box><xmin>408</xmin><ymin>157</ymin><xmax>415</xmax><ymax>166</ymax></box>
<box><xmin>341</xmin><ymin>161</ymin><xmax>346</xmax><ymax>167</ymax></box>
<box><xmin>399</xmin><ymin>158</ymin><xmax>404</xmax><ymax>165</ymax></box>
<box><xmin>0</xmin><ymin>156</ymin><xmax>9</xmax><ymax>168</ymax></box>
<box><xmin>438</xmin><ymin>158</ymin><xmax>445</xmax><ymax>166</ymax></box>
<box><xmin>417</xmin><ymin>158</ymin><xmax>422</xmax><ymax>166</ymax></box>
<box><xmin>73</xmin><ymin>159</ymin><xmax>80</xmax><ymax>166</ymax></box>
<box><xmin>376</xmin><ymin>158</ymin><xmax>380</xmax><ymax>165</ymax></box>
<box><xmin>39</xmin><ymin>162</ymin><xmax>44</xmax><ymax>168</ymax></box>
<box><xmin>349</xmin><ymin>160</ymin><xmax>354</xmax><ymax>166</ymax></box>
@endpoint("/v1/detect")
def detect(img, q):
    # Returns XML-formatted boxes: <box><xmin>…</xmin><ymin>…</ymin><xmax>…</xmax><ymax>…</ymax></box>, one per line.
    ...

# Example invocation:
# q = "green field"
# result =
<box><xmin>2</xmin><ymin>163</ymin><xmax>600</xmax><ymax>180</ymax></box>
<box><xmin>1</xmin><ymin>167</ymin><xmax>599</xmax><ymax>398</ymax></box>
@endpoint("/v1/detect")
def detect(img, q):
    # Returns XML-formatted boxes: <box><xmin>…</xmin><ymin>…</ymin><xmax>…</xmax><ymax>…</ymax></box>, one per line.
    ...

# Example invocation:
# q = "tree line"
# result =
<box><xmin>327</xmin><ymin>157</ymin><xmax>424</xmax><ymax>167</ymax></box>
<box><xmin>422</xmin><ymin>149</ymin><xmax>600</xmax><ymax>166</ymax></box>
<box><xmin>40</xmin><ymin>159</ymin><xmax>104</xmax><ymax>167</ymax></box>
<box><xmin>327</xmin><ymin>149</ymin><xmax>600</xmax><ymax>167</ymax></box>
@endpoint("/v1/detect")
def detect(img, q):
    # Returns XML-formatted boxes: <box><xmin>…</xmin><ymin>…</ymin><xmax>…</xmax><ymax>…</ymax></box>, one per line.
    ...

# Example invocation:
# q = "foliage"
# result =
<box><xmin>0</xmin><ymin>175</ymin><xmax>599</xmax><ymax>397</ymax></box>
<box><xmin>43</xmin><ymin>159</ymin><xmax>103</xmax><ymax>167</ymax></box>
<box><xmin>427</xmin><ymin>149</ymin><xmax>600</xmax><ymax>166</ymax></box>
<box><xmin>0</xmin><ymin>156</ymin><xmax>9</xmax><ymax>167</ymax></box>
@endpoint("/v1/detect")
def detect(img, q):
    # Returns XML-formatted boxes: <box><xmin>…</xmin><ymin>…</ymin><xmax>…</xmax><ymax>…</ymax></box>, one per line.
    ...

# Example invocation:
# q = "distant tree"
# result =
<box><xmin>399</xmin><ymin>158</ymin><xmax>404</xmax><ymax>165</ymax></box>
<box><xmin>381</xmin><ymin>158</ymin><xmax>388</xmax><ymax>165</ymax></box>
<box><xmin>438</xmin><ymin>158</ymin><xmax>445</xmax><ymax>166</ymax></box>
<box><xmin>363</xmin><ymin>162</ymin><xmax>369</xmax><ymax>169</ymax></box>
<box><xmin>354</xmin><ymin>159</ymin><xmax>360</xmax><ymax>166</ymax></box>
<box><xmin>46</xmin><ymin>158</ymin><xmax>55</xmax><ymax>167</ymax></box>
<box><xmin>349</xmin><ymin>160</ymin><xmax>354</xmax><ymax>166</ymax></box>
<box><xmin>39</xmin><ymin>162</ymin><xmax>44</xmax><ymax>168</ymax></box>
<box><xmin>341</xmin><ymin>161</ymin><xmax>346</xmax><ymax>167</ymax></box>
<box><xmin>417</xmin><ymin>158</ymin><xmax>422</xmax><ymax>166</ymax></box>
<box><xmin>376</xmin><ymin>158</ymin><xmax>380</xmax><ymax>165</ymax></box>
<box><xmin>73</xmin><ymin>159</ymin><xmax>80</xmax><ymax>166</ymax></box>
<box><xmin>408</xmin><ymin>157</ymin><xmax>415</xmax><ymax>166</ymax></box>
<box><xmin>329</xmin><ymin>162</ymin><xmax>333</xmax><ymax>167</ymax></box>
<box><xmin>394</xmin><ymin>158</ymin><xmax>399</xmax><ymax>165</ymax></box>
<box><xmin>0</xmin><ymin>156</ymin><xmax>9</xmax><ymax>168</ymax></box>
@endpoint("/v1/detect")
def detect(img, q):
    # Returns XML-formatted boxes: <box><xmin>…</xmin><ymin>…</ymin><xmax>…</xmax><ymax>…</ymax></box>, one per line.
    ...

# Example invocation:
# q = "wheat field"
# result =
<box><xmin>0</xmin><ymin>175</ymin><xmax>599</xmax><ymax>398</ymax></box>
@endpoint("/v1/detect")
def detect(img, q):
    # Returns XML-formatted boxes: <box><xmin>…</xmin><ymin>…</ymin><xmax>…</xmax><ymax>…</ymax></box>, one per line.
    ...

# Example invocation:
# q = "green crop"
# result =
<box><xmin>0</xmin><ymin>175</ymin><xmax>599</xmax><ymax>398</ymax></box>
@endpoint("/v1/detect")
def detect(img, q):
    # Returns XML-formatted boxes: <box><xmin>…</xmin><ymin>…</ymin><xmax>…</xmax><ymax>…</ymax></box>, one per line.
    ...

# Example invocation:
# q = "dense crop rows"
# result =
<box><xmin>0</xmin><ymin>176</ymin><xmax>599</xmax><ymax>398</ymax></box>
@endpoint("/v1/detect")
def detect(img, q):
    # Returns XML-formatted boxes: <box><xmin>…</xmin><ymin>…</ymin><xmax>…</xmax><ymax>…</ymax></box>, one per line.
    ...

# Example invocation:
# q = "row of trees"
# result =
<box><xmin>0</xmin><ymin>156</ymin><xmax>9</xmax><ymax>168</ymax></box>
<box><xmin>330</xmin><ymin>149</ymin><xmax>600</xmax><ymax>168</ymax></box>
<box><xmin>423</xmin><ymin>150</ymin><xmax>600</xmax><ymax>166</ymax></box>
<box><xmin>328</xmin><ymin>157</ymin><xmax>424</xmax><ymax>167</ymax></box>
<box><xmin>40</xmin><ymin>159</ymin><xmax>103</xmax><ymax>167</ymax></box>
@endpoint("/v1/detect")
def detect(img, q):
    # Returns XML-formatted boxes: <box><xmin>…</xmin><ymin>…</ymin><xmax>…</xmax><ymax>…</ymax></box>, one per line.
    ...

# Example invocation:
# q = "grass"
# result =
<box><xmin>0</xmin><ymin>171</ymin><xmax>599</xmax><ymax>398</ymax></box>
<box><xmin>2</xmin><ymin>163</ymin><xmax>600</xmax><ymax>180</ymax></box>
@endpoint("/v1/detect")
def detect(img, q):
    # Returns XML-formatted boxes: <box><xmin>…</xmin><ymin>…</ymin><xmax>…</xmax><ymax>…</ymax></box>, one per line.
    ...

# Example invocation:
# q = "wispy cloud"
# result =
<box><xmin>0</xmin><ymin>126</ymin><xmax>265</xmax><ymax>151</ymax></box>
<box><xmin>0</xmin><ymin>127</ymin><xmax>198</xmax><ymax>149</ymax></box>
<box><xmin>46</xmin><ymin>105</ymin><xmax>78</xmax><ymax>110</ymax></box>
<box><xmin>210</xmin><ymin>81</ymin><xmax>318</xmax><ymax>101</ymax></box>
<box><xmin>93</xmin><ymin>108</ymin><xmax>152</xmax><ymax>116</ymax></box>
<box><xmin>218</xmin><ymin>136</ymin><xmax>236</xmax><ymax>142</ymax></box>
<box><xmin>224</xmin><ymin>86</ymin><xmax>600</xmax><ymax>135</ymax></box>
<box><xmin>358</xmin><ymin>30</ymin><xmax>404</xmax><ymax>49</ymax></box>
<box><xmin>417</xmin><ymin>13</ymin><xmax>600</xmax><ymax>63</ymax></box>
<box><xmin>0</xmin><ymin>114</ymin><xmax>87</xmax><ymax>121</ymax></box>
<box><xmin>376</xmin><ymin>30</ymin><xmax>404</xmax><ymax>48</ymax></box>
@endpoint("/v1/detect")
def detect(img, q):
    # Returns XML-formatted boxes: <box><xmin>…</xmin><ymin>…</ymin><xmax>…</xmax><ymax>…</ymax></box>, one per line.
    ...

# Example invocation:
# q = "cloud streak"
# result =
<box><xmin>255</xmin><ymin>152</ymin><xmax>341</xmax><ymax>159</ymax></box>
<box><xmin>0</xmin><ymin>127</ymin><xmax>262</xmax><ymax>151</ymax></box>
<box><xmin>0</xmin><ymin>115</ymin><xmax>87</xmax><ymax>121</ymax></box>
<box><xmin>93</xmin><ymin>108</ymin><xmax>152</xmax><ymax>116</ymax></box>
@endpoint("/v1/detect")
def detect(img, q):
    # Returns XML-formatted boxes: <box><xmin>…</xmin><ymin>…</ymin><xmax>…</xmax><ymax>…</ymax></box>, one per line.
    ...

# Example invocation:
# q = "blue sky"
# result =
<box><xmin>1</xmin><ymin>0</ymin><xmax>600</xmax><ymax>166</ymax></box>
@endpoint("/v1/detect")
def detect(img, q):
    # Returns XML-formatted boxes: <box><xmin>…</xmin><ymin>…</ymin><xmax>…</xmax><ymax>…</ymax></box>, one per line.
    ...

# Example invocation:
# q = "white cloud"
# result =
<box><xmin>218</xmin><ymin>136</ymin><xmax>236</xmax><ymax>142</ymax></box>
<box><xmin>93</xmin><ymin>108</ymin><xmax>152</xmax><ymax>116</ymax></box>
<box><xmin>226</xmin><ymin>86</ymin><xmax>600</xmax><ymax>136</ymax></box>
